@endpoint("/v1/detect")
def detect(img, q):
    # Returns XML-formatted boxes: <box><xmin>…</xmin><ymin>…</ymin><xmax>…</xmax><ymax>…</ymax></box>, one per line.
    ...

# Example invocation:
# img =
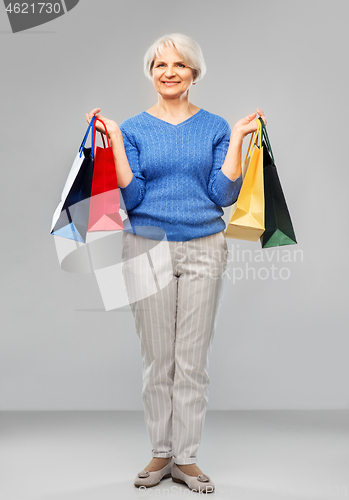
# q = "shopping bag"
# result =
<box><xmin>50</xmin><ymin>116</ymin><xmax>96</xmax><ymax>242</ymax></box>
<box><xmin>87</xmin><ymin>118</ymin><xmax>124</xmax><ymax>232</ymax></box>
<box><xmin>50</xmin><ymin>117</ymin><xmax>124</xmax><ymax>243</ymax></box>
<box><xmin>260</xmin><ymin>121</ymin><xmax>297</xmax><ymax>248</ymax></box>
<box><xmin>225</xmin><ymin>118</ymin><xmax>265</xmax><ymax>241</ymax></box>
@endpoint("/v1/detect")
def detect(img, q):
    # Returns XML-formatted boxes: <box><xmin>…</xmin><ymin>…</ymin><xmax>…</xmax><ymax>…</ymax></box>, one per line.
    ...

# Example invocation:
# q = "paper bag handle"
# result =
<box><xmin>243</xmin><ymin>118</ymin><xmax>262</xmax><ymax>165</ymax></box>
<box><xmin>79</xmin><ymin>115</ymin><xmax>96</xmax><ymax>157</ymax></box>
<box><xmin>259</xmin><ymin>117</ymin><xmax>275</xmax><ymax>163</ymax></box>
<box><xmin>92</xmin><ymin>118</ymin><xmax>111</xmax><ymax>159</ymax></box>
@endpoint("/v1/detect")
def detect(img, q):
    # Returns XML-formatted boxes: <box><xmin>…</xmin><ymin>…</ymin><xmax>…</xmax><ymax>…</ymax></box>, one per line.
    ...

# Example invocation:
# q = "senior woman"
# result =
<box><xmin>86</xmin><ymin>33</ymin><xmax>266</xmax><ymax>493</ymax></box>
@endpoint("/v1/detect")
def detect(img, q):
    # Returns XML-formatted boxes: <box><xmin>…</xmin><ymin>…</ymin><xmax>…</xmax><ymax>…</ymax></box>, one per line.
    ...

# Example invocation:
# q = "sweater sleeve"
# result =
<box><xmin>207</xmin><ymin>122</ymin><xmax>243</xmax><ymax>207</ymax></box>
<box><xmin>118</xmin><ymin>127</ymin><xmax>146</xmax><ymax>211</ymax></box>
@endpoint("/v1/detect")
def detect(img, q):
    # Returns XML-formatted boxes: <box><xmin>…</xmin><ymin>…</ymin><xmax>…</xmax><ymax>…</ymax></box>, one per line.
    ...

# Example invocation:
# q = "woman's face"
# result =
<box><xmin>151</xmin><ymin>46</ymin><xmax>195</xmax><ymax>100</ymax></box>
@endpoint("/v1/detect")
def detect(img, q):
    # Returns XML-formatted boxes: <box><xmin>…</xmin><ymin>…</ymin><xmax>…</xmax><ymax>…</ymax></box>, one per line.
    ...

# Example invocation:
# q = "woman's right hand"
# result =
<box><xmin>231</xmin><ymin>108</ymin><xmax>267</xmax><ymax>140</ymax></box>
<box><xmin>85</xmin><ymin>108</ymin><xmax>120</xmax><ymax>138</ymax></box>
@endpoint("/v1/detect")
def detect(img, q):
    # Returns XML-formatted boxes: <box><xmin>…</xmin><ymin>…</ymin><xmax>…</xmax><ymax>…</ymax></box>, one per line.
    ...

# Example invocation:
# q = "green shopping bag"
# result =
<box><xmin>259</xmin><ymin>119</ymin><xmax>297</xmax><ymax>248</ymax></box>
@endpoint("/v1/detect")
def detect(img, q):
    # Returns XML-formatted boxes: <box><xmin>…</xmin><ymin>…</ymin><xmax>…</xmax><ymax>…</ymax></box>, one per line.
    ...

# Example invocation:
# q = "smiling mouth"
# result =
<box><xmin>162</xmin><ymin>81</ymin><xmax>180</xmax><ymax>85</ymax></box>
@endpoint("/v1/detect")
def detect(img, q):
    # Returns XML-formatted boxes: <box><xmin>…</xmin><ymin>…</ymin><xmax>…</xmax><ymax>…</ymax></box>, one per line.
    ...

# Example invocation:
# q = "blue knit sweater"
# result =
<box><xmin>119</xmin><ymin>108</ymin><xmax>242</xmax><ymax>241</ymax></box>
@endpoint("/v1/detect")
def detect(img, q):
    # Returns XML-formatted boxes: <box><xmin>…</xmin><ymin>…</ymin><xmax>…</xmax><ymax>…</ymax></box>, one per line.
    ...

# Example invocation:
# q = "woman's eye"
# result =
<box><xmin>177</xmin><ymin>64</ymin><xmax>185</xmax><ymax>67</ymax></box>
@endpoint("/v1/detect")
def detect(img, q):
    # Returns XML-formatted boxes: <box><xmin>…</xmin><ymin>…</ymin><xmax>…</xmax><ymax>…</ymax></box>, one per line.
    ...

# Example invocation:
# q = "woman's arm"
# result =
<box><xmin>220</xmin><ymin>133</ymin><xmax>243</xmax><ymax>181</ymax></box>
<box><xmin>207</xmin><ymin>126</ymin><xmax>242</xmax><ymax>207</ymax></box>
<box><xmin>109</xmin><ymin>129</ymin><xmax>134</xmax><ymax>188</ymax></box>
<box><xmin>221</xmin><ymin>108</ymin><xmax>267</xmax><ymax>181</ymax></box>
<box><xmin>86</xmin><ymin>107</ymin><xmax>132</xmax><ymax>188</ymax></box>
<box><xmin>86</xmin><ymin>107</ymin><xmax>146</xmax><ymax>209</ymax></box>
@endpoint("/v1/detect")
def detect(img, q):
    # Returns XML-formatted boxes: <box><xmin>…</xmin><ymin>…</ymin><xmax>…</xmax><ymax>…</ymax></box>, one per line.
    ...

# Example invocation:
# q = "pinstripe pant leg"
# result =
<box><xmin>122</xmin><ymin>232</ymin><xmax>177</xmax><ymax>459</ymax></box>
<box><xmin>172</xmin><ymin>231</ymin><xmax>228</xmax><ymax>465</ymax></box>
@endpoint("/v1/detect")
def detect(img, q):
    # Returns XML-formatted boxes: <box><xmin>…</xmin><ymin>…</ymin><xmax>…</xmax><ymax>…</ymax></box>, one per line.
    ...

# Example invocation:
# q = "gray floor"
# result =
<box><xmin>1</xmin><ymin>410</ymin><xmax>348</xmax><ymax>499</ymax></box>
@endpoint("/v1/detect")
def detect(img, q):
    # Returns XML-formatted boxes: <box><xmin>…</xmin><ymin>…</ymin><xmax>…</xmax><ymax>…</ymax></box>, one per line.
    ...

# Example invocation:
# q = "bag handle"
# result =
<box><xmin>259</xmin><ymin>117</ymin><xmax>275</xmax><ymax>163</ymax></box>
<box><xmin>243</xmin><ymin>118</ymin><xmax>262</xmax><ymax>164</ymax></box>
<box><xmin>92</xmin><ymin>118</ymin><xmax>111</xmax><ymax>159</ymax></box>
<box><xmin>79</xmin><ymin>115</ymin><xmax>96</xmax><ymax>157</ymax></box>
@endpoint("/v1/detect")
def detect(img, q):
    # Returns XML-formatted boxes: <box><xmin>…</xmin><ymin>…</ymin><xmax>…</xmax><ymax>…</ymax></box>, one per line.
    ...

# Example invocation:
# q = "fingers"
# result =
<box><xmin>90</xmin><ymin>107</ymin><xmax>101</xmax><ymax>116</ymax></box>
<box><xmin>256</xmin><ymin>108</ymin><xmax>267</xmax><ymax>126</ymax></box>
<box><xmin>86</xmin><ymin>108</ymin><xmax>101</xmax><ymax>124</ymax></box>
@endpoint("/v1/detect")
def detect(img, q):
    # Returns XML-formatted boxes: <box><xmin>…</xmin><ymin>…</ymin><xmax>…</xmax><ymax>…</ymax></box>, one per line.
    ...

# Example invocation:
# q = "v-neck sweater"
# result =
<box><xmin>119</xmin><ymin>109</ymin><xmax>242</xmax><ymax>241</ymax></box>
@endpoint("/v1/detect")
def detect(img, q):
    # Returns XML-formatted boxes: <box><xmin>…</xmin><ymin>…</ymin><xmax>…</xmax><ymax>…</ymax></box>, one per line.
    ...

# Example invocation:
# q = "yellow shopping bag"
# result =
<box><xmin>225</xmin><ymin>118</ymin><xmax>265</xmax><ymax>241</ymax></box>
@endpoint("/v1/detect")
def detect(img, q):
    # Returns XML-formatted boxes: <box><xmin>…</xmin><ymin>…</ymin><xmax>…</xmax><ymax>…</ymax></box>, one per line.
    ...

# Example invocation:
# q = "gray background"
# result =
<box><xmin>0</xmin><ymin>0</ymin><xmax>348</xmax><ymax>410</ymax></box>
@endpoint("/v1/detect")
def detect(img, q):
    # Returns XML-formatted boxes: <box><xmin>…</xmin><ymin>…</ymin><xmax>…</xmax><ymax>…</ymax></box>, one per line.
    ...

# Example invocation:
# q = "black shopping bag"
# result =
<box><xmin>259</xmin><ymin>119</ymin><xmax>297</xmax><ymax>248</ymax></box>
<box><xmin>50</xmin><ymin>117</ymin><xmax>96</xmax><ymax>243</ymax></box>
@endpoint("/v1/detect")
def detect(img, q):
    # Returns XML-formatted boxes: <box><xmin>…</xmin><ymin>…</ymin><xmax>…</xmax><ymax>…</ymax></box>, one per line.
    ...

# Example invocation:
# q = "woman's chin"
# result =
<box><xmin>158</xmin><ymin>89</ymin><xmax>189</xmax><ymax>100</ymax></box>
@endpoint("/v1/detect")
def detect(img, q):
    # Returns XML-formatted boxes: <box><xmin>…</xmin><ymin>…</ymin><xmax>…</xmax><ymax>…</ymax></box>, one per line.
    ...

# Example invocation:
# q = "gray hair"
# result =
<box><xmin>144</xmin><ymin>33</ymin><xmax>206</xmax><ymax>83</ymax></box>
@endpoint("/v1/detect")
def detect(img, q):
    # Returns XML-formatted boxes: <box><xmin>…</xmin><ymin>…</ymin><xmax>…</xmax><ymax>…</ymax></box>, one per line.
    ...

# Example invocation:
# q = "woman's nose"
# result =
<box><xmin>164</xmin><ymin>65</ymin><xmax>176</xmax><ymax>78</ymax></box>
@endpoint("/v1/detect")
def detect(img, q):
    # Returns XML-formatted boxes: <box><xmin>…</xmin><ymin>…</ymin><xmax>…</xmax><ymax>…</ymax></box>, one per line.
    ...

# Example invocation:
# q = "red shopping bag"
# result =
<box><xmin>87</xmin><ymin>118</ymin><xmax>124</xmax><ymax>232</ymax></box>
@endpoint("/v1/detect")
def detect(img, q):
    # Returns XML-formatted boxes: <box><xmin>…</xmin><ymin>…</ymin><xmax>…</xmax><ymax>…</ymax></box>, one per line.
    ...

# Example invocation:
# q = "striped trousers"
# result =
<box><xmin>122</xmin><ymin>229</ymin><xmax>228</xmax><ymax>465</ymax></box>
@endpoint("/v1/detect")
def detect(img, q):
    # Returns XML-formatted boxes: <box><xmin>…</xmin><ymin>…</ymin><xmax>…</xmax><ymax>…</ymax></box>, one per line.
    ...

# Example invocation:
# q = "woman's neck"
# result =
<box><xmin>146</xmin><ymin>96</ymin><xmax>201</xmax><ymax>125</ymax></box>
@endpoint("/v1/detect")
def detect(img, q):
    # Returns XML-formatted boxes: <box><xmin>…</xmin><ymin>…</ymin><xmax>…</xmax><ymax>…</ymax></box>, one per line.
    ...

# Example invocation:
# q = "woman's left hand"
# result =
<box><xmin>232</xmin><ymin>108</ymin><xmax>267</xmax><ymax>139</ymax></box>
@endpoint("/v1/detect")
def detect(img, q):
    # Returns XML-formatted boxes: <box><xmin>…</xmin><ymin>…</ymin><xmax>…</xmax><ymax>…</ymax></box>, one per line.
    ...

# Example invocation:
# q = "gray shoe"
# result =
<box><xmin>134</xmin><ymin>457</ymin><xmax>174</xmax><ymax>488</ymax></box>
<box><xmin>171</xmin><ymin>463</ymin><xmax>215</xmax><ymax>493</ymax></box>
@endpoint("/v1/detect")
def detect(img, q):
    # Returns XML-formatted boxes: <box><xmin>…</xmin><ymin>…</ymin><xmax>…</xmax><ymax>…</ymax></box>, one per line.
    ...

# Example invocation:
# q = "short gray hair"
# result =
<box><xmin>144</xmin><ymin>33</ymin><xmax>206</xmax><ymax>83</ymax></box>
